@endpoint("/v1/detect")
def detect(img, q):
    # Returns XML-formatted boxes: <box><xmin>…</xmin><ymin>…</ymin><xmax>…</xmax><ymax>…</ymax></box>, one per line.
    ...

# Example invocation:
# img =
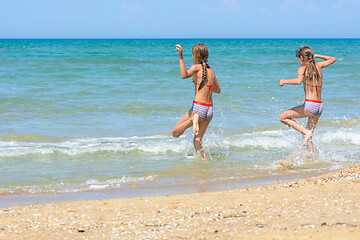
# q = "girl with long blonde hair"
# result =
<box><xmin>279</xmin><ymin>46</ymin><xmax>336</xmax><ymax>151</ymax></box>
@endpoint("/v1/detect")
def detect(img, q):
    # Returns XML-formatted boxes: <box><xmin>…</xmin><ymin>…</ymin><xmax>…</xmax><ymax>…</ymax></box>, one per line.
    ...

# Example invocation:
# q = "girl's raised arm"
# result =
<box><xmin>314</xmin><ymin>54</ymin><xmax>336</xmax><ymax>68</ymax></box>
<box><xmin>176</xmin><ymin>44</ymin><xmax>197</xmax><ymax>79</ymax></box>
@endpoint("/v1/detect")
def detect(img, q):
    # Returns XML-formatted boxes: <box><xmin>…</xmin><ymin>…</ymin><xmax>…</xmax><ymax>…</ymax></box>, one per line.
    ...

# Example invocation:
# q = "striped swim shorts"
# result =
<box><xmin>190</xmin><ymin>101</ymin><xmax>213</xmax><ymax>120</ymax></box>
<box><xmin>303</xmin><ymin>99</ymin><xmax>323</xmax><ymax>116</ymax></box>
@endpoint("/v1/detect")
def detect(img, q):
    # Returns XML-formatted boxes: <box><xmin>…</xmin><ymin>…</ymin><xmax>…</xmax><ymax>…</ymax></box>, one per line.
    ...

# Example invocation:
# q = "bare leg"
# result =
<box><xmin>193</xmin><ymin>114</ymin><xmax>199</xmax><ymax>135</ymax></box>
<box><xmin>300</xmin><ymin>130</ymin><xmax>313</xmax><ymax>149</ymax></box>
<box><xmin>303</xmin><ymin>115</ymin><xmax>320</xmax><ymax>151</ymax></box>
<box><xmin>305</xmin><ymin>138</ymin><xmax>314</xmax><ymax>152</ymax></box>
<box><xmin>172</xmin><ymin>111</ymin><xmax>194</xmax><ymax>138</ymax></box>
<box><xmin>279</xmin><ymin>105</ymin><xmax>314</xmax><ymax>148</ymax></box>
<box><xmin>193</xmin><ymin>118</ymin><xmax>211</xmax><ymax>160</ymax></box>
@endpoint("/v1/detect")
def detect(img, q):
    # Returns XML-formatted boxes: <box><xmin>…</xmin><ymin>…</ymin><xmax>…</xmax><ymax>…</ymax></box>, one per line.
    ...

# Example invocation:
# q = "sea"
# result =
<box><xmin>0</xmin><ymin>39</ymin><xmax>359</xmax><ymax>206</ymax></box>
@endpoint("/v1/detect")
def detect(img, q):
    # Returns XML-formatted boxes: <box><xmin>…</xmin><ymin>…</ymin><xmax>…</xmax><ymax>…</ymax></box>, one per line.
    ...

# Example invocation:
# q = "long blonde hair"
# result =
<box><xmin>296</xmin><ymin>46</ymin><xmax>319</xmax><ymax>82</ymax></box>
<box><xmin>192</xmin><ymin>43</ymin><xmax>209</xmax><ymax>91</ymax></box>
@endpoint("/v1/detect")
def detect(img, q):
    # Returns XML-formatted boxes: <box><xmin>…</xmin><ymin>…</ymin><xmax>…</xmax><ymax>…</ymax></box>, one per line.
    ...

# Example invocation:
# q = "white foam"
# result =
<box><xmin>320</xmin><ymin>130</ymin><xmax>360</xmax><ymax>146</ymax></box>
<box><xmin>85</xmin><ymin>175</ymin><xmax>155</xmax><ymax>190</ymax></box>
<box><xmin>223</xmin><ymin>130</ymin><xmax>296</xmax><ymax>150</ymax></box>
<box><xmin>0</xmin><ymin>127</ymin><xmax>359</xmax><ymax>158</ymax></box>
<box><xmin>0</xmin><ymin>135</ymin><xmax>188</xmax><ymax>157</ymax></box>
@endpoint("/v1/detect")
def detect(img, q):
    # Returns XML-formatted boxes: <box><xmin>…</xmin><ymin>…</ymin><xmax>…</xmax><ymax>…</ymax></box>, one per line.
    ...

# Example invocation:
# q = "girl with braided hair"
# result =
<box><xmin>172</xmin><ymin>43</ymin><xmax>221</xmax><ymax>160</ymax></box>
<box><xmin>279</xmin><ymin>46</ymin><xmax>336</xmax><ymax>151</ymax></box>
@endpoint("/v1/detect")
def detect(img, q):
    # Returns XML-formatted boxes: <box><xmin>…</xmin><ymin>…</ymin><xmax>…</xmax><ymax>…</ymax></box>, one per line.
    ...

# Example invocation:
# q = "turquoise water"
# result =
<box><xmin>0</xmin><ymin>39</ymin><xmax>359</xmax><ymax>197</ymax></box>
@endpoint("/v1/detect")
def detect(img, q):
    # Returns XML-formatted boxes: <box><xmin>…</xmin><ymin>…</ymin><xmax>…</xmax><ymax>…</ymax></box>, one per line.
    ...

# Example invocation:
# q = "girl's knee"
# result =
<box><xmin>279</xmin><ymin>115</ymin><xmax>285</xmax><ymax>123</ymax></box>
<box><xmin>172</xmin><ymin>129</ymin><xmax>180</xmax><ymax>138</ymax></box>
<box><xmin>279</xmin><ymin>113</ymin><xmax>290</xmax><ymax>122</ymax></box>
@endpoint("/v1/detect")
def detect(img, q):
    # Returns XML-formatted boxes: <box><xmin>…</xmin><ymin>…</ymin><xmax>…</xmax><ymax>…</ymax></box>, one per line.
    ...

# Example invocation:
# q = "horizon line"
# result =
<box><xmin>1</xmin><ymin>37</ymin><xmax>360</xmax><ymax>40</ymax></box>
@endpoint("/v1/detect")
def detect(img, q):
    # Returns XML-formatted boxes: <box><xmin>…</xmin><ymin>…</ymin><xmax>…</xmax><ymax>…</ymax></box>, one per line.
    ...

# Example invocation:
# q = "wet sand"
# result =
<box><xmin>1</xmin><ymin>165</ymin><xmax>359</xmax><ymax>239</ymax></box>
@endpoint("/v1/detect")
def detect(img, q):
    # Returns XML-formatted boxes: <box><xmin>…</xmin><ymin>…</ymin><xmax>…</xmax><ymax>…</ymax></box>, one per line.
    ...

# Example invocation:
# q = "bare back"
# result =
<box><xmin>192</xmin><ymin>64</ymin><xmax>217</xmax><ymax>104</ymax></box>
<box><xmin>302</xmin><ymin>63</ymin><xmax>324</xmax><ymax>101</ymax></box>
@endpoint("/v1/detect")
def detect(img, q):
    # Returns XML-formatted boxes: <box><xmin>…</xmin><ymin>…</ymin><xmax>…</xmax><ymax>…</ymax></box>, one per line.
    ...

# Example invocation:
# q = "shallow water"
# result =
<box><xmin>0</xmin><ymin>39</ymin><xmax>359</xmax><ymax>199</ymax></box>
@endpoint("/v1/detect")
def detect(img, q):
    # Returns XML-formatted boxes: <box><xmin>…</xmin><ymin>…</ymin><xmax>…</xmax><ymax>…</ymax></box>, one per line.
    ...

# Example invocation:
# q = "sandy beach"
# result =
<box><xmin>1</xmin><ymin>165</ymin><xmax>359</xmax><ymax>239</ymax></box>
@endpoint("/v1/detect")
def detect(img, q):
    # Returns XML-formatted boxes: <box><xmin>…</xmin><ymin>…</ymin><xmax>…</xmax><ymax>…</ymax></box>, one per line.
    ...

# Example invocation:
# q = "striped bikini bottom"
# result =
<box><xmin>190</xmin><ymin>101</ymin><xmax>213</xmax><ymax>120</ymax></box>
<box><xmin>303</xmin><ymin>99</ymin><xmax>323</xmax><ymax>116</ymax></box>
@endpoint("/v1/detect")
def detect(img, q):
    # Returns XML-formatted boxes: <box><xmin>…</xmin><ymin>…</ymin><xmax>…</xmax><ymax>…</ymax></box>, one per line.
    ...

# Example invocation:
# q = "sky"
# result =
<box><xmin>0</xmin><ymin>0</ymin><xmax>359</xmax><ymax>38</ymax></box>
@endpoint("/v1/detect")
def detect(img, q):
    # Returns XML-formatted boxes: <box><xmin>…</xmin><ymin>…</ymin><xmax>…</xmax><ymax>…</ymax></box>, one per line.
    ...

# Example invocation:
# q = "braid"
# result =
<box><xmin>192</xmin><ymin>43</ymin><xmax>209</xmax><ymax>91</ymax></box>
<box><xmin>198</xmin><ymin>61</ymin><xmax>208</xmax><ymax>91</ymax></box>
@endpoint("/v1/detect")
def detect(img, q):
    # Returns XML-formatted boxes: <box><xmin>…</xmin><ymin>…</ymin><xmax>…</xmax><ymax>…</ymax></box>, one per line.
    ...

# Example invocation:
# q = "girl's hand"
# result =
<box><xmin>279</xmin><ymin>79</ymin><xmax>286</xmax><ymax>87</ymax></box>
<box><xmin>175</xmin><ymin>44</ymin><xmax>183</xmax><ymax>58</ymax></box>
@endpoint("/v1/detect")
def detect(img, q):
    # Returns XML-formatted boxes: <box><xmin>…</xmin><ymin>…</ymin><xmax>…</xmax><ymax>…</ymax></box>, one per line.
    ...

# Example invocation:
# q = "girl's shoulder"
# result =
<box><xmin>191</xmin><ymin>64</ymin><xmax>202</xmax><ymax>71</ymax></box>
<box><xmin>298</xmin><ymin>65</ymin><xmax>306</xmax><ymax>69</ymax></box>
<box><xmin>208</xmin><ymin>66</ymin><xmax>215</xmax><ymax>72</ymax></box>
<box><xmin>297</xmin><ymin>65</ymin><xmax>306</xmax><ymax>73</ymax></box>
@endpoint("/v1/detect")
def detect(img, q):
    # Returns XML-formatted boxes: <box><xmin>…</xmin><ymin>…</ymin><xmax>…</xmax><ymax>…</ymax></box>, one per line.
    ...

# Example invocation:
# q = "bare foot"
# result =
<box><xmin>306</xmin><ymin>140</ymin><xmax>314</xmax><ymax>152</ymax></box>
<box><xmin>193</xmin><ymin>114</ymin><xmax>199</xmax><ymax>136</ymax></box>
<box><xmin>301</xmin><ymin>130</ymin><xmax>313</xmax><ymax>148</ymax></box>
<box><xmin>199</xmin><ymin>148</ymin><xmax>207</xmax><ymax>161</ymax></box>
